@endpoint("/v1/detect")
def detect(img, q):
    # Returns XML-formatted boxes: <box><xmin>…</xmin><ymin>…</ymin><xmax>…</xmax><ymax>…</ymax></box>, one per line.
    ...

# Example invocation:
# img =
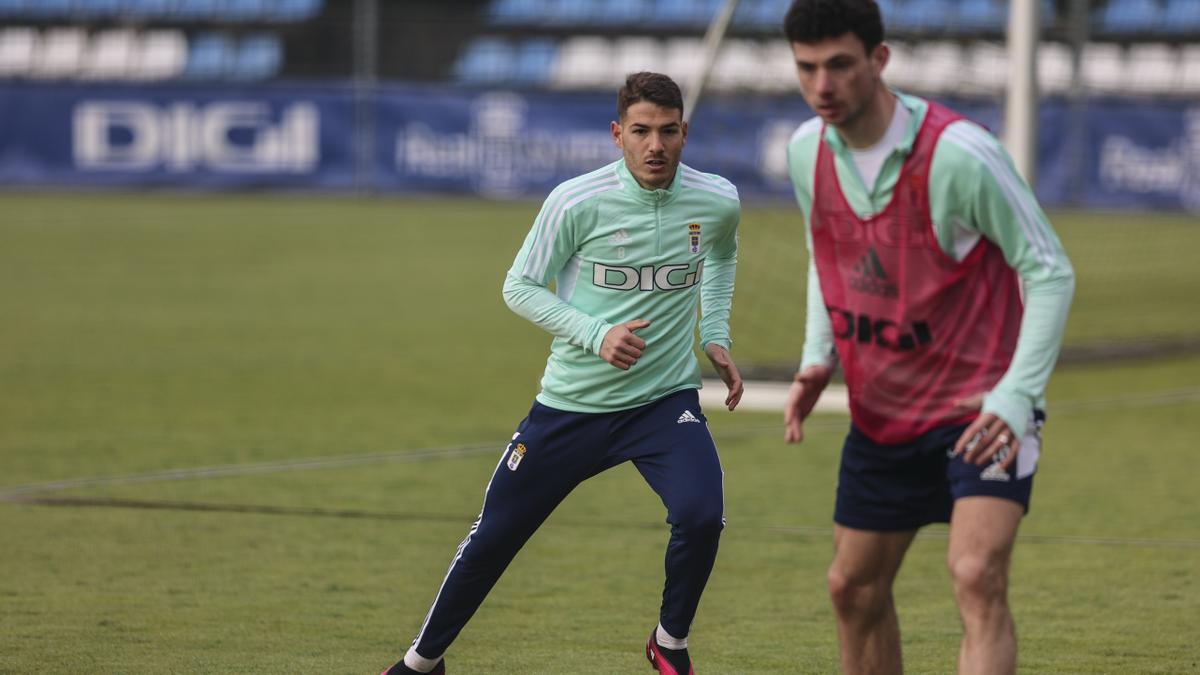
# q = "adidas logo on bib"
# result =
<box><xmin>677</xmin><ymin>410</ymin><xmax>700</xmax><ymax>424</ymax></box>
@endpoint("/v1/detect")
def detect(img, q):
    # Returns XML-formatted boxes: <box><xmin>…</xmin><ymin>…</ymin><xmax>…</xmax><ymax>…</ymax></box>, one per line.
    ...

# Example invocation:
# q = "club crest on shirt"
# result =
<box><xmin>688</xmin><ymin>223</ymin><xmax>701</xmax><ymax>253</ymax></box>
<box><xmin>507</xmin><ymin>443</ymin><xmax>526</xmax><ymax>471</ymax></box>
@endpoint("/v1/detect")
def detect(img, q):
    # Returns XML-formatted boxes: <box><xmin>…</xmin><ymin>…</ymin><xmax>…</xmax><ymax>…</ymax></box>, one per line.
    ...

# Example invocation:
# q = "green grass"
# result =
<box><xmin>2</xmin><ymin>193</ymin><xmax>1199</xmax><ymax>673</ymax></box>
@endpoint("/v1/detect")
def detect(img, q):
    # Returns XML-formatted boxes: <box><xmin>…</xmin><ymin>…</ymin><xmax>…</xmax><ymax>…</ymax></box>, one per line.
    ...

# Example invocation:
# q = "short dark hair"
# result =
<box><xmin>617</xmin><ymin>72</ymin><xmax>684</xmax><ymax>121</ymax></box>
<box><xmin>783</xmin><ymin>0</ymin><xmax>885</xmax><ymax>55</ymax></box>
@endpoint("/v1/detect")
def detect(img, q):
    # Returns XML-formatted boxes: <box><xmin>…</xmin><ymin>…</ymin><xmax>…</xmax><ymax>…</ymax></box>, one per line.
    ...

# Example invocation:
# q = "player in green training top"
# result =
<box><xmin>381</xmin><ymin>72</ymin><xmax>743</xmax><ymax>675</ymax></box>
<box><xmin>779</xmin><ymin>1</ymin><xmax>1074</xmax><ymax>673</ymax></box>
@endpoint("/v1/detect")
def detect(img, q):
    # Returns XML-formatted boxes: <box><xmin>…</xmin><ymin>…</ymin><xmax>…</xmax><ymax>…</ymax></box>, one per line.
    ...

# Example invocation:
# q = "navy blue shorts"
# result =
<box><xmin>833</xmin><ymin>412</ymin><xmax>1044</xmax><ymax>531</ymax></box>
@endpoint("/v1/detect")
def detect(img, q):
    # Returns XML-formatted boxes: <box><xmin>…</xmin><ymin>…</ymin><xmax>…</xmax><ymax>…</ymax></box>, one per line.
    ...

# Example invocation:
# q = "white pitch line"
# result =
<box><xmin>0</xmin><ymin>443</ymin><xmax>500</xmax><ymax>499</ymax></box>
<box><xmin>2</xmin><ymin>384</ymin><xmax>1197</xmax><ymax>500</ymax></box>
<box><xmin>701</xmin><ymin>379</ymin><xmax>848</xmax><ymax>413</ymax></box>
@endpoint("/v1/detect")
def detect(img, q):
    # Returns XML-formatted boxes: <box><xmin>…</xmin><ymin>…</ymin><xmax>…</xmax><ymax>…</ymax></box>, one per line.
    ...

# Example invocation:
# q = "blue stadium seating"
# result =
<box><xmin>183</xmin><ymin>32</ymin><xmax>232</xmax><ymax>79</ymax></box>
<box><xmin>648</xmin><ymin>0</ymin><xmax>721</xmax><ymax>28</ymax></box>
<box><xmin>175</xmin><ymin>0</ymin><xmax>220</xmax><ymax>20</ymax></box>
<box><xmin>230</xmin><ymin>33</ymin><xmax>281</xmax><ymax>80</ymax></box>
<box><xmin>123</xmin><ymin>0</ymin><xmax>174</xmax><ymax>18</ymax></box>
<box><xmin>1097</xmin><ymin>0</ymin><xmax>1164</xmax><ymax>34</ymax></box>
<box><xmin>489</xmin><ymin>0</ymin><xmax>546</xmax><ymax>25</ymax></box>
<box><xmin>511</xmin><ymin>38</ymin><xmax>558</xmax><ymax>86</ymax></box>
<box><xmin>454</xmin><ymin>37</ymin><xmax>515</xmax><ymax>84</ymax></box>
<box><xmin>735</xmin><ymin>0</ymin><xmax>790</xmax><ymax>31</ymax></box>
<box><xmin>224</xmin><ymin>0</ymin><xmax>270</xmax><ymax>21</ymax></box>
<box><xmin>889</xmin><ymin>0</ymin><xmax>956</xmax><ymax>32</ymax></box>
<box><xmin>271</xmin><ymin>0</ymin><xmax>321</xmax><ymax>22</ymax></box>
<box><xmin>544</xmin><ymin>0</ymin><xmax>595</xmax><ymax>26</ymax></box>
<box><xmin>23</xmin><ymin>0</ymin><xmax>71</xmax><ymax>17</ymax></box>
<box><xmin>75</xmin><ymin>0</ymin><xmax>123</xmax><ymax>18</ymax></box>
<box><xmin>958</xmin><ymin>0</ymin><xmax>1006</xmax><ymax>32</ymax></box>
<box><xmin>592</xmin><ymin>0</ymin><xmax>646</xmax><ymax>26</ymax></box>
<box><xmin>1162</xmin><ymin>0</ymin><xmax>1200</xmax><ymax>33</ymax></box>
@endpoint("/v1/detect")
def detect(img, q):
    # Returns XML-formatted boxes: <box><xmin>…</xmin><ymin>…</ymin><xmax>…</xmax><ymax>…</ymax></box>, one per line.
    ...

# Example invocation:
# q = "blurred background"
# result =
<box><xmin>0</xmin><ymin>0</ymin><xmax>1198</xmax><ymax>208</ymax></box>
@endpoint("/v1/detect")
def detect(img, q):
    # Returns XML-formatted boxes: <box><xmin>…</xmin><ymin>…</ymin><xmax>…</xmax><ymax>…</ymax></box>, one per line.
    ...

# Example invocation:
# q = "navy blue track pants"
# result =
<box><xmin>409</xmin><ymin>388</ymin><xmax>725</xmax><ymax>659</ymax></box>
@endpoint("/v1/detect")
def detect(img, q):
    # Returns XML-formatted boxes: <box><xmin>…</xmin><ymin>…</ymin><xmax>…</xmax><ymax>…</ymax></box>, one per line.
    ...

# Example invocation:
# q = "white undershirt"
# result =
<box><xmin>848</xmin><ymin>102</ymin><xmax>910</xmax><ymax>192</ymax></box>
<box><xmin>847</xmin><ymin>102</ymin><xmax>980</xmax><ymax>261</ymax></box>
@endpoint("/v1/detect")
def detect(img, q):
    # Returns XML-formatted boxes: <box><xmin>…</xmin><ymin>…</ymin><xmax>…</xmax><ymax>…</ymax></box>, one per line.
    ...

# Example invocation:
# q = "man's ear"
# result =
<box><xmin>872</xmin><ymin>42</ymin><xmax>890</xmax><ymax>77</ymax></box>
<box><xmin>611</xmin><ymin>120</ymin><xmax>623</xmax><ymax>148</ymax></box>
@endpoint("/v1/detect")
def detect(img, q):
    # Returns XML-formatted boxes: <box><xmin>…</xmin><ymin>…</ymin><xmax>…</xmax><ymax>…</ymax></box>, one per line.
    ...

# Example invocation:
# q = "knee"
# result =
<box><xmin>827</xmin><ymin>565</ymin><xmax>887</xmax><ymax>620</ymax></box>
<box><xmin>948</xmin><ymin>553</ymin><xmax>1008</xmax><ymax>606</ymax></box>
<box><xmin>671</xmin><ymin>501</ymin><xmax>725</xmax><ymax>538</ymax></box>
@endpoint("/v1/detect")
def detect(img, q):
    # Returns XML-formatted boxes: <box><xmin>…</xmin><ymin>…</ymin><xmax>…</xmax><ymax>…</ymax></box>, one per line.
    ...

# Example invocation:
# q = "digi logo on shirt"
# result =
<box><xmin>593</xmin><ymin>261</ymin><xmax>704</xmax><ymax>291</ymax></box>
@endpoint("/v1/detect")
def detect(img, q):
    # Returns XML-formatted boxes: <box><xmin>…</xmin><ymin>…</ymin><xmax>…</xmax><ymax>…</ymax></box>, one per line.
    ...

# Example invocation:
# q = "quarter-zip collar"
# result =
<box><xmin>617</xmin><ymin>159</ymin><xmax>683</xmax><ymax>206</ymax></box>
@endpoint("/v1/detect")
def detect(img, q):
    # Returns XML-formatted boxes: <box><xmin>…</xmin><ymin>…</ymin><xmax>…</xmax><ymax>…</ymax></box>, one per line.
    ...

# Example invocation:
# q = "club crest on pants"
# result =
<box><xmin>507</xmin><ymin>443</ymin><xmax>527</xmax><ymax>471</ymax></box>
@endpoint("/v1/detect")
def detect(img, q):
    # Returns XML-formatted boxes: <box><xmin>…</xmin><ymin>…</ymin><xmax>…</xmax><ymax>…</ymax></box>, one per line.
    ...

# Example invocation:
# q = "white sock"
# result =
<box><xmin>403</xmin><ymin>647</ymin><xmax>442</xmax><ymax>673</ymax></box>
<box><xmin>656</xmin><ymin>624</ymin><xmax>688</xmax><ymax>650</ymax></box>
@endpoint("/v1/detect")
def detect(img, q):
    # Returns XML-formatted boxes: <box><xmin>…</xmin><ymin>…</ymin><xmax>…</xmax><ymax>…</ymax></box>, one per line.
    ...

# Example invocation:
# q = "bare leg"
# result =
<box><xmin>828</xmin><ymin>525</ymin><xmax>917</xmax><ymax>675</ymax></box>
<box><xmin>947</xmin><ymin>496</ymin><xmax>1023</xmax><ymax>675</ymax></box>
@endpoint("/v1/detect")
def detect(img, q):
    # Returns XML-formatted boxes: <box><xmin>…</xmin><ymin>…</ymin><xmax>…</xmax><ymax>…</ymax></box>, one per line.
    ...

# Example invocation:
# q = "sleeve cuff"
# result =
<box><xmin>588</xmin><ymin>321</ymin><xmax>614</xmax><ymax>356</ymax></box>
<box><xmin>982</xmin><ymin>390</ymin><xmax>1032</xmax><ymax>439</ymax></box>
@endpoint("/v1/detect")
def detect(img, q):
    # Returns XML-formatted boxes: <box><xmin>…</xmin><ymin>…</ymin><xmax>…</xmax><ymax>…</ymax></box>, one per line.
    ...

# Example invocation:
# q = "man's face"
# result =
<box><xmin>612</xmin><ymin>101</ymin><xmax>687</xmax><ymax>190</ymax></box>
<box><xmin>791</xmin><ymin>32</ymin><xmax>888</xmax><ymax>128</ymax></box>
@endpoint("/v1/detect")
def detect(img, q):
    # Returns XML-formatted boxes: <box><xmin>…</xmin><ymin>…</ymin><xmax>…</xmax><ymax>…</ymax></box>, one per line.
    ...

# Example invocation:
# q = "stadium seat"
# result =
<box><xmin>961</xmin><ymin>40</ymin><xmax>1007</xmax><ymax>96</ymax></box>
<box><xmin>75</xmin><ymin>0</ymin><xmax>123</xmax><ymax>18</ymax></box>
<box><xmin>510</xmin><ymin>38</ymin><xmax>557</xmax><ymax>86</ymax></box>
<box><xmin>230</xmin><ymin>33</ymin><xmax>281</xmax><ymax>80</ymax></box>
<box><xmin>758</xmin><ymin>40</ymin><xmax>796</xmax><ymax>94</ymax></box>
<box><xmin>648</xmin><ymin>0</ymin><xmax>720</xmax><ymax>28</ymax></box>
<box><xmin>550</xmin><ymin>35</ymin><xmax>611</xmax><ymax>89</ymax></box>
<box><xmin>661</xmin><ymin>37</ymin><xmax>703</xmax><ymax>91</ymax></box>
<box><xmin>711</xmin><ymin>39</ymin><xmax>763</xmax><ymax>91</ymax></box>
<box><xmin>183</xmin><ymin>32</ymin><xmax>233</xmax><ymax>79</ymax></box>
<box><xmin>1162</xmin><ymin>0</ymin><xmax>1200</xmax><ymax>33</ymax></box>
<box><xmin>880</xmin><ymin>39</ymin><xmax>920</xmax><ymax>91</ymax></box>
<box><xmin>0</xmin><ymin>27</ymin><xmax>37</xmax><ymax>77</ymax></box>
<box><xmin>544</xmin><ymin>0</ymin><xmax>595</xmax><ymax>26</ymax></box>
<box><xmin>81</xmin><ymin>28</ymin><xmax>136</xmax><ymax>80</ymax></box>
<box><xmin>271</xmin><ymin>0</ymin><xmax>322</xmax><ymax>21</ymax></box>
<box><xmin>957</xmin><ymin>0</ymin><xmax>1006</xmax><ymax>32</ymax></box>
<box><xmin>1096</xmin><ymin>0</ymin><xmax>1164</xmax><ymax>35</ymax></box>
<box><xmin>1179</xmin><ymin>44</ymin><xmax>1200</xmax><ymax>94</ymax></box>
<box><xmin>0</xmin><ymin>0</ymin><xmax>24</xmax><ymax>18</ymax></box>
<box><xmin>889</xmin><ymin>0</ymin><xmax>957</xmax><ymax>32</ymax></box>
<box><xmin>1126</xmin><ymin>43</ymin><xmax>1178</xmax><ymax>95</ymax></box>
<box><xmin>592</xmin><ymin>0</ymin><xmax>646</xmax><ymax>26</ymax></box>
<box><xmin>32</xmin><ymin>27</ymin><xmax>85</xmax><ymax>79</ymax></box>
<box><xmin>488</xmin><ymin>0</ymin><xmax>546</xmax><ymax>25</ymax></box>
<box><xmin>453</xmin><ymin>36</ymin><xmax>515</xmax><ymax>84</ymax></box>
<box><xmin>24</xmin><ymin>0</ymin><xmax>72</xmax><ymax>18</ymax></box>
<box><xmin>1036</xmin><ymin>41</ymin><xmax>1073</xmax><ymax>95</ymax></box>
<box><xmin>132</xmin><ymin>29</ymin><xmax>186</xmax><ymax>79</ymax></box>
<box><xmin>740</xmin><ymin>0</ymin><xmax>790</xmax><ymax>31</ymax></box>
<box><xmin>175</xmin><ymin>0</ymin><xmax>221</xmax><ymax>20</ymax></box>
<box><xmin>123</xmin><ymin>0</ymin><xmax>174</xmax><ymax>18</ymax></box>
<box><xmin>611</xmin><ymin>36</ymin><xmax>662</xmax><ymax>88</ymax></box>
<box><xmin>1081</xmin><ymin>42</ymin><xmax>1126</xmax><ymax>93</ymax></box>
<box><xmin>224</xmin><ymin>0</ymin><xmax>270</xmax><ymax>22</ymax></box>
<box><xmin>908</xmin><ymin>41</ymin><xmax>961</xmax><ymax>93</ymax></box>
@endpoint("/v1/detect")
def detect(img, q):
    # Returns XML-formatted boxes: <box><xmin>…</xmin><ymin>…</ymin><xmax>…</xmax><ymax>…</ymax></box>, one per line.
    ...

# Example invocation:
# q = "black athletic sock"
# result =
<box><xmin>655</xmin><ymin>640</ymin><xmax>691</xmax><ymax>673</ymax></box>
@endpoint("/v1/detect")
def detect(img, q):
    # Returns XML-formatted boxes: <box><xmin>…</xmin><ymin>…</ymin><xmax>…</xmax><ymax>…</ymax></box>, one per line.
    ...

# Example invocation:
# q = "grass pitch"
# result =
<box><xmin>1</xmin><ymin>193</ymin><xmax>1198</xmax><ymax>674</ymax></box>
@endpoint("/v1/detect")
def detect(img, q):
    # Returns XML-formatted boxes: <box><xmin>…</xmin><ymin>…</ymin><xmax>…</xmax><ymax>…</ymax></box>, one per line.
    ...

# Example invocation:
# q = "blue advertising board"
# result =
<box><xmin>1</xmin><ymin>81</ymin><xmax>1198</xmax><ymax>212</ymax></box>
